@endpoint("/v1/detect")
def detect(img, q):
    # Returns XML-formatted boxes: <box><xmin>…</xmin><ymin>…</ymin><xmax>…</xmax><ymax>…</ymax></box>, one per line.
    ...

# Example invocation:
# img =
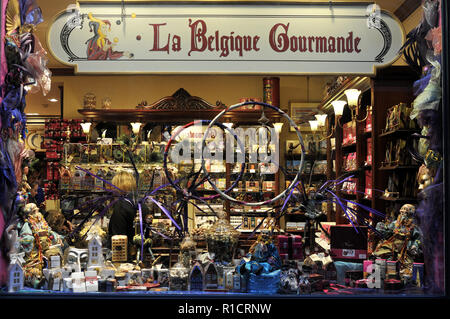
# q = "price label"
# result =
<box><xmin>342</xmin><ymin>249</ymin><xmax>355</xmax><ymax>257</ymax></box>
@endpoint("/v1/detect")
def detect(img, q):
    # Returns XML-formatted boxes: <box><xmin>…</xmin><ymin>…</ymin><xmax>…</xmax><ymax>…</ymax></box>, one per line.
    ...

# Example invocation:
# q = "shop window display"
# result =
<box><xmin>0</xmin><ymin>0</ymin><xmax>447</xmax><ymax>304</ymax></box>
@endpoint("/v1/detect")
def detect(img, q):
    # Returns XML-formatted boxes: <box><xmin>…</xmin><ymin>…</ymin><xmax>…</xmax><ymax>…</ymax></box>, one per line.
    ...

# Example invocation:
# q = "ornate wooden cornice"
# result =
<box><xmin>145</xmin><ymin>88</ymin><xmax>220</xmax><ymax>111</ymax></box>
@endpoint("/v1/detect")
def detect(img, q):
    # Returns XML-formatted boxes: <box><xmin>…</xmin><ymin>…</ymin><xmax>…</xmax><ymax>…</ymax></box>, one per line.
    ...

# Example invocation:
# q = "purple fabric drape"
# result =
<box><xmin>0</xmin><ymin>0</ymin><xmax>9</xmax><ymax>286</ymax></box>
<box><xmin>0</xmin><ymin>0</ymin><xmax>7</xmax><ymax>102</ymax></box>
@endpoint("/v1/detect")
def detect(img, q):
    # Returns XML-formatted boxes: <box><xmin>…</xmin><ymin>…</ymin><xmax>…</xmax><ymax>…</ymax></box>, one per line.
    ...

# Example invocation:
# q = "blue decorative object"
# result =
<box><xmin>246</xmin><ymin>270</ymin><xmax>281</xmax><ymax>294</ymax></box>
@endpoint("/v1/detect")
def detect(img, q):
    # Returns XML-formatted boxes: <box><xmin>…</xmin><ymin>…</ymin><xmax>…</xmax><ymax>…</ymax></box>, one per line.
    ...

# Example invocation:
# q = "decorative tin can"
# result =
<box><xmin>224</xmin><ymin>268</ymin><xmax>234</xmax><ymax>291</ymax></box>
<box><xmin>232</xmin><ymin>272</ymin><xmax>241</xmax><ymax>292</ymax></box>
<box><xmin>115</xmin><ymin>272</ymin><xmax>126</xmax><ymax>286</ymax></box>
<box><xmin>386</xmin><ymin>260</ymin><xmax>399</xmax><ymax>279</ymax></box>
<box><xmin>263</xmin><ymin>77</ymin><xmax>280</xmax><ymax>107</ymax></box>
<box><xmin>83</xmin><ymin>92</ymin><xmax>96</xmax><ymax>109</ymax></box>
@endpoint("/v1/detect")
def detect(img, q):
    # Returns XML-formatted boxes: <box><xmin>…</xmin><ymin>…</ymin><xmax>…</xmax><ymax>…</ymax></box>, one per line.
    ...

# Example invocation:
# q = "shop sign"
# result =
<box><xmin>47</xmin><ymin>2</ymin><xmax>404</xmax><ymax>74</ymax></box>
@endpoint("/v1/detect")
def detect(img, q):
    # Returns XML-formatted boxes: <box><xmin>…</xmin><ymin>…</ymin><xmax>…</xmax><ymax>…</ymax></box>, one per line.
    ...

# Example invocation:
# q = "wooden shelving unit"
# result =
<box><xmin>77</xmin><ymin>88</ymin><xmax>284</xmax><ymax>259</ymax></box>
<box><xmin>318</xmin><ymin>66</ymin><xmax>419</xmax><ymax>226</ymax></box>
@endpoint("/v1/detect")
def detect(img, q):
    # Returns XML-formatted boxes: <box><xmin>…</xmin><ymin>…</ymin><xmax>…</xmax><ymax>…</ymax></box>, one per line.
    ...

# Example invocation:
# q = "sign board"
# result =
<box><xmin>47</xmin><ymin>2</ymin><xmax>405</xmax><ymax>74</ymax></box>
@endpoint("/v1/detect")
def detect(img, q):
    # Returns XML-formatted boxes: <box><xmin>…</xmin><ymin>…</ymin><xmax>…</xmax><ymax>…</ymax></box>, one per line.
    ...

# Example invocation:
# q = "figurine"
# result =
<box><xmin>279</xmin><ymin>266</ymin><xmax>299</xmax><ymax>294</ymax></box>
<box><xmin>18</xmin><ymin>203</ymin><xmax>63</xmax><ymax>287</ymax></box>
<box><xmin>373</xmin><ymin>204</ymin><xmax>423</xmax><ymax>277</ymax></box>
<box><xmin>102</xmin><ymin>97</ymin><xmax>112</xmax><ymax>109</ymax></box>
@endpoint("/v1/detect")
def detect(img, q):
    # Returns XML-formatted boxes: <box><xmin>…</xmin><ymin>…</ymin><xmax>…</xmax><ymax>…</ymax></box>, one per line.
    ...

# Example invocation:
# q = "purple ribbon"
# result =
<box><xmin>326</xmin><ymin>190</ymin><xmax>359</xmax><ymax>233</ymax></box>
<box><xmin>146</xmin><ymin>196</ymin><xmax>181</xmax><ymax>230</ymax></box>
<box><xmin>138</xmin><ymin>203</ymin><xmax>144</xmax><ymax>261</ymax></box>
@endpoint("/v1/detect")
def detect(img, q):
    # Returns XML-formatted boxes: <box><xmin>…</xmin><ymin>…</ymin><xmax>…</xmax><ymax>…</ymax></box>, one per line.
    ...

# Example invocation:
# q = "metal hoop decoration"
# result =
<box><xmin>201</xmin><ymin>101</ymin><xmax>305</xmax><ymax>206</ymax></box>
<box><xmin>163</xmin><ymin>120</ymin><xmax>246</xmax><ymax>200</ymax></box>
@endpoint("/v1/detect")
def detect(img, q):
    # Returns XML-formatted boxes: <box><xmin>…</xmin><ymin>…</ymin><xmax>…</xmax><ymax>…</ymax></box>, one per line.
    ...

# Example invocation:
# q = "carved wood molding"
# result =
<box><xmin>144</xmin><ymin>88</ymin><xmax>222</xmax><ymax>111</ymax></box>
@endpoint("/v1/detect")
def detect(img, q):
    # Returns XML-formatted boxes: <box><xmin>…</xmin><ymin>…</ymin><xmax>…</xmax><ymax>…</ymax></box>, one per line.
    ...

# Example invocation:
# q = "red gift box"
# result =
<box><xmin>365</xmin><ymin>170</ymin><xmax>372</xmax><ymax>199</ymax></box>
<box><xmin>343</xmin><ymin>122</ymin><xmax>356</xmax><ymax>146</ymax></box>
<box><xmin>277</xmin><ymin>235</ymin><xmax>302</xmax><ymax>260</ymax></box>
<box><xmin>365</xmin><ymin>106</ymin><xmax>372</xmax><ymax>132</ymax></box>
<box><xmin>350</xmin><ymin>122</ymin><xmax>356</xmax><ymax>144</ymax></box>
<box><xmin>292</xmin><ymin>242</ymin><xmax>303</xmax><ymax>260</ymax></box>
<box><xmin>366</xmin><ymin>138</ymin><xmax>372</xmax><ymax>166</ymax></box>
<box><xmin>342</xmin><ymin>123</ymin><xmax>349</xmax><ymax>145</ymax></box>
<box><xmin>291</xmin><ymin>235</ymin><xmax>302</xmax><ymax>244</ymax></box>
<box><xmin>278</xmin><ymin>235</ymin><xmax>289</xmax><ymax>253</ymax></box>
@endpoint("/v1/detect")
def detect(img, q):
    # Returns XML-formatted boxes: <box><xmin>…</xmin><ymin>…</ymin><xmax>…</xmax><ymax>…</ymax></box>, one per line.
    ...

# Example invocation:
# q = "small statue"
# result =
<box><xmin>18</xmin><ymin>203</ymin><xmax>64</xmax><ymax>287</ymax></box>
<box><xmin>102</xmin><ymin>97</ymin><xmax>112</xmax><ymax>109</ymax></box>
<box><xmin>373</xmin><ymin>204</ymin><xmax>422</xmax><ymax>277</ymax></box>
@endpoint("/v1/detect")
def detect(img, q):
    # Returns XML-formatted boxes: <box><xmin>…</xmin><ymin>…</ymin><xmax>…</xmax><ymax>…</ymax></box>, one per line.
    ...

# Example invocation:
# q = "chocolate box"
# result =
<box><xmin>330</xmin><ymin>225</ymin><xmax>368</xmax><ymax>261</ymax></box>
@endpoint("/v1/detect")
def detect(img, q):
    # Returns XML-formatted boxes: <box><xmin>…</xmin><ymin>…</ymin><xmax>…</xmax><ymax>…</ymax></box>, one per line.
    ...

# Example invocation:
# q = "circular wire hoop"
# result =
<box><xmin>163</xmin><ymin>120</ymin><xmax>246</xmax><ymax>200</ymax></box>
<box><xmin>201</xmin><ymin>101</ymin><xmax>305</xmax><ymax>206</ymax></box>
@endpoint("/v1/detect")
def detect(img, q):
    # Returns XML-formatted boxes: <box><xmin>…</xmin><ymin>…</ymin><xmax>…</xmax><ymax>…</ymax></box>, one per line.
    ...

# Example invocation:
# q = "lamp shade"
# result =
<box><xmin>80</xmin><ymin>122</ymin><xmax>92</xmax><ymax>135</ymax></box>
<box><xmin>309</xmin><ymin>120</ymin><xmax>319</xmax><ymax>131</ymax></box>
<box><xmin>345</xmin><ymin>89</ymin><xmax>361</xmax><ymax>108</ymax></box>
<box><xmin>273</xmin><ymin>122</ymin><xmax>284</xmax><ymax>134</ymax></box>
<box><xmin>130</xmin><ymin>122</ymin><xmax>142</xmax><ymax>135</ymax></box>
<box><xmin>315</xmin><ymin>114</ymin><xmax>327</xmax><ymax>127</ymax></box>
<box><xmin>223</xmin><ymin>122</ymin><xmax>233</xmax><ymax>130</ymax></box>
<box><xmin>331</xmin><ymin>100</ymin><xmax>346</xmax><ymax>116</ymax></box>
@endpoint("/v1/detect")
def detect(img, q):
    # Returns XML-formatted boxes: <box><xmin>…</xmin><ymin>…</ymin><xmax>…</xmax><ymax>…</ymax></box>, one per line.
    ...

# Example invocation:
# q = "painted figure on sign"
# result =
<box><xmin>86</xmin><ymin>13</ymin><xmax>131</xmax><ymax>60</ymax></box>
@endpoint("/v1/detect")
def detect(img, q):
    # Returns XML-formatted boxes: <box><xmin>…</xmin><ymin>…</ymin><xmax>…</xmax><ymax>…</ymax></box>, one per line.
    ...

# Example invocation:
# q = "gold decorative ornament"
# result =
<box><xmin>6</xmin><ymin>0</ymin><xmax>21</xmax><ymax>35</ymax></box>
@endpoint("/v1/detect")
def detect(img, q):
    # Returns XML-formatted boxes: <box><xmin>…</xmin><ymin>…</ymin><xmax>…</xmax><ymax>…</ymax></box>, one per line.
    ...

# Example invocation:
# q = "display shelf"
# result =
<box><xmin>286</xmin><ymin>153</ymin><xmax>327</xmax><ymax>160</ymax></box>
<box><xmin>379</xmin><ymin>128</ymin><xmax>421</xmax><ymax>138</ymax></box>
<box><xmin>341</xmin><ymin>143</ymin><xmax>356</xmax><ymax>151</ymax></box>
<box><xmin>379</xmin><ymin>165</ymin><xmax>420</xmax><ymax>171</ymax></box>
<box><xmin>342</xmin><ymin>169</ymin><xmax>361</xmax><ymax>175</ymax></box>
<box><xmin>285</xmin><ymin>172</ymin><xmax>327</xmax><ymax>177</ymax></box>
<box><xmin>340</xmin><ymin>192</ymin><xmax>357</xmax><ymax>198</ymax></box>
<box><xmin>379</xmin><ymin>196</ymin><xmax>418</xmax><ymax>202</ymax></box>
<box><xmin>230</xmin><ymin>191</ymin><xmax>276</xmax><ymax>194</ymax></box>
